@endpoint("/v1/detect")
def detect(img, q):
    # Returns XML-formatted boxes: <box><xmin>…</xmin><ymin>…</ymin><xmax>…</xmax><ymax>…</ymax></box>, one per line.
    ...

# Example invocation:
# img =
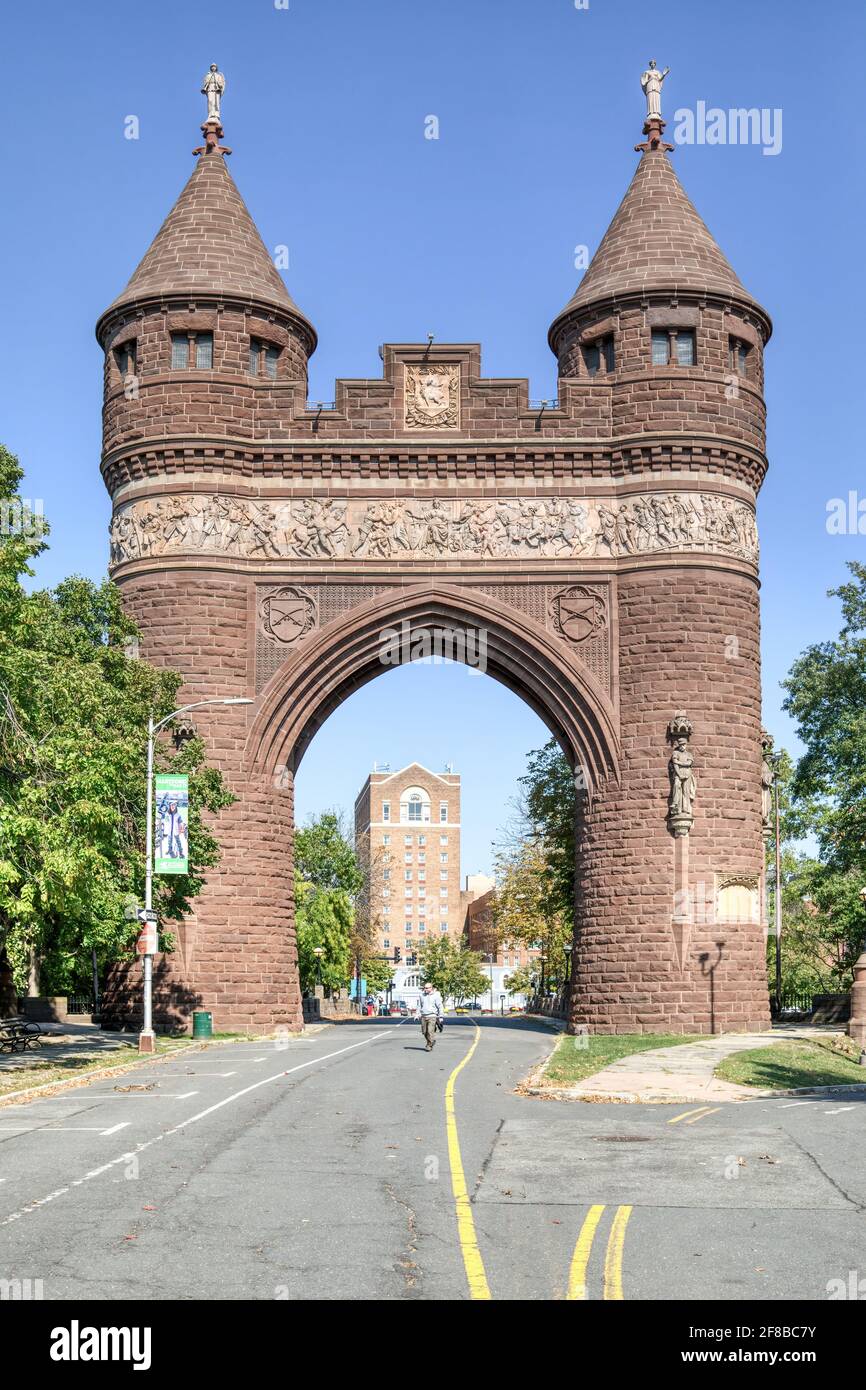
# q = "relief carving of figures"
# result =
<box><xmin>108</xmin><ymin>491</ymin><xmax>759</xmax><ymax>567</ymax></box>
<box><xmin>667</xmin><ymin>712</ymin><xmax>696</xmax><ymax>838</ymax></box>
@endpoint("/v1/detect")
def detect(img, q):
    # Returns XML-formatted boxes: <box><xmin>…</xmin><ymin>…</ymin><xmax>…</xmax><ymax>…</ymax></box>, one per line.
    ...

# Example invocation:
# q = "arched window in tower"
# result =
<box><xmin>400</xmin><ymin>786</ymin><xmax>431</xmax><ymax>823</ymax></box>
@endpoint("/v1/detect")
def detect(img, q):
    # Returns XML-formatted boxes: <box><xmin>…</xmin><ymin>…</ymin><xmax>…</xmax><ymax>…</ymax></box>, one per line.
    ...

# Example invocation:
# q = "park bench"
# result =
<box><xmin>0</xmin><ymin>1019</ymin><xmax>44</xmax><ymax>1054</ymax></box>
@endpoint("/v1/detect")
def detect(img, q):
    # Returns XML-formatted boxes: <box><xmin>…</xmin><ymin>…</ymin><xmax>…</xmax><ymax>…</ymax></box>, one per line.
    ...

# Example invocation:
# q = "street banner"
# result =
<box><xmin>154</xmin><ymin>774</ymin><xmax>189</xmax><ymax>875</ymax></box>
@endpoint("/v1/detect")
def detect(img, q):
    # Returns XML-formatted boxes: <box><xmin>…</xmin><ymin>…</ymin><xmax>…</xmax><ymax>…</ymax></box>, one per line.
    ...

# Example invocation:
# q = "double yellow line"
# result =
<box><xmin>567</xmin><ymin>1203</ymin><xmax>633</xmax><ymax>1300</ymax></box>
<box><xmin>445</xmin><ymin>1024</ymin><xmax>492</xmax><ymax>1300</ymax></box>
<box><xmin>668</xmin><ymin>1105</ymin><xmax>721</xmax><ymax>1125</ymax></box>
<box><xmin>446</xmin><ymin>1026</ymin><xmax>634</xmax><ymax>1301</ymax></box>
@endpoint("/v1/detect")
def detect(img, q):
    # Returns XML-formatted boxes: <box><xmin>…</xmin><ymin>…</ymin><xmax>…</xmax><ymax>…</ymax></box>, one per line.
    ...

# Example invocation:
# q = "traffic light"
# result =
<box><xmin>393</xmin><ymin>947</ymin><xmax>401</xmax><ymax>964</ymax></box>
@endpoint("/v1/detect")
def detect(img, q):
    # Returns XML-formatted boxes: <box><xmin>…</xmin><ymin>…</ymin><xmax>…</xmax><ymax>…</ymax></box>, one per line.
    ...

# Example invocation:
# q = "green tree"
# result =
<box><xmin>0</xmin><ymin>445</ymin><xmax>232</xmax><ymax>993</ymax></box>
<box><xmin>419</xmin><ymin>936</ymin><xmax>490</xmax><ymax>1004</ymax></box>
<box><xmin>294</xmin><ymin>811</ymin><xmax>362</xmax><ymax>994</ymax></box>
<box><xmin>518</xmin><ymin>739</ymin><xmax>577</xmax><ymax>919</ymax></box>
<box><xmin>783</xmin><ymin>561</ymin><xmax>866</xmax><ymax>872</ymax></box>
<box><xmin>492</xmin><ymin>840</ymin><xmax>570</xmax><ymax>992</ymax></box>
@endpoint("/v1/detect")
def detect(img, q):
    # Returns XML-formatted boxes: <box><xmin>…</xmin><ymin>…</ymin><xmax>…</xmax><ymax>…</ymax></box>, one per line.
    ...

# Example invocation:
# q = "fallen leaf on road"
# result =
<box><xmin>142</xmin><ymin>1206</ymin><xmax>157</xmax><ymax>1211</ymax></box>
<box><xmin>115</xmin><ymin>1083</ymin><xmax>155</xmax><ymax>1093</ymax></box>
<box><xmin>758</xmin><ymin>1154</ymin><xmax>779</xmax><ymax>1164</ymax></box>
<box><xmin>123</xmin><ymin>1235</ymin><xmax>137</xmax><ymax>1241</ymax></box>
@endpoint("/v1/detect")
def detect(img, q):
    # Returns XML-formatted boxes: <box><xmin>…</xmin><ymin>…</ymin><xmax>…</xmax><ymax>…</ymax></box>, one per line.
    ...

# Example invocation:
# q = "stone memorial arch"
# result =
<box><xmin>97</xmin><ymin>73</ymin><xmax>772</xmax><ymax>1035</ymax></box>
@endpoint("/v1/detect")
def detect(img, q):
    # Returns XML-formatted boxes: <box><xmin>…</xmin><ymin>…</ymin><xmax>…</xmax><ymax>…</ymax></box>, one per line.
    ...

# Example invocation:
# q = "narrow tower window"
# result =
<box><xmin>651</xmin><ymin>329</ymin><xmax>670</xmax><ymax>365</ymax></box>
<box><xmin>195</xmin><ymin>333</ymin><xmax>213</xmax><ymax>369</ymax></box>
<box><xmin>171</xmin><ymin>333</ymin><xmax>189</xmax><ymax>369</ymax></box>
<box><xmin>675</xmin><ymin>330</ymin><xmax>696</xmax><ymax>366</ymax></box>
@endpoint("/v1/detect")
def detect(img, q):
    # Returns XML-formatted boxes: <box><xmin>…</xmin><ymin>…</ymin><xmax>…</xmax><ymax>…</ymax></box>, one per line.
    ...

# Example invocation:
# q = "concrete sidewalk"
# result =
<box><xmin>545</xmin><ymin>1026</ymin><xmax>849</xmax><ymax>1103</ymax></box>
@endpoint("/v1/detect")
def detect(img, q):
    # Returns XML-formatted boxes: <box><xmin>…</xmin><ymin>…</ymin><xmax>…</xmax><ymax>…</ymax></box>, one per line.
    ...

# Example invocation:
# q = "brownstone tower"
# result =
<box><xmin>97</xmin><ymin>76</ymin><xmax>771</xmax><ymax>1035</ymax></box>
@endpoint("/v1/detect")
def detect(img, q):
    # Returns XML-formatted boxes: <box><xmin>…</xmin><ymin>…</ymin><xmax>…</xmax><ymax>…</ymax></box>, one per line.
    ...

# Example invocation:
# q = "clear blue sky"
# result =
<box><xmin>1</xmin><ymin>0</ymin><xmax>863</xmax><ymax>874</ymax></box>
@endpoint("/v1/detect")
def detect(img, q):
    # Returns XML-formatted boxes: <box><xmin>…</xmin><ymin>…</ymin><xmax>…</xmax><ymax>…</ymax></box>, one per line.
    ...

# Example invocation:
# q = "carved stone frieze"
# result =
<box><xmin>109</xmin><ymin>492</ymin><xmax>759</xmax><ymax>567</ymax></box>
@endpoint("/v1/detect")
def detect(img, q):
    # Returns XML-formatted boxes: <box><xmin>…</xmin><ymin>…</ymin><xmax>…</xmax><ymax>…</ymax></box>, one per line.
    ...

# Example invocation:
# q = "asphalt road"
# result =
<box><xmin>0</xmin><ymin>1015</ymin><xmax>864</xmax><ymax>1301</ymax></box>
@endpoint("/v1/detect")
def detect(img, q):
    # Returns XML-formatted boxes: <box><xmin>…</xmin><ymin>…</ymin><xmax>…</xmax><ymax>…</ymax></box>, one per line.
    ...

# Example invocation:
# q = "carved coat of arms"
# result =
<box><xmin>261</xmin><ymin>586</ymin><xmax>316</xmax><ymax>645</ymax></box>
<box><xmin>550</xmin><ymin>585</ymin><xmax>606</xmax><ymax>644</ymax></box>
<box><xmin>404</xmin><ymin>364</ymin><xmax>460</xmax><ymax>428</ymax></box>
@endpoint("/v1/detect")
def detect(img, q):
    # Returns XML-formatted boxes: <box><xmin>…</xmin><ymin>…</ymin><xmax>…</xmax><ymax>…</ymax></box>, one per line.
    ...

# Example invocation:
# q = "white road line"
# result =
<box><xmin>780</xmin><ymin>1101</ymin><xmax>814</xmax><ymax>1108</ymax></box>
<box><xmin>824</xmin><ymin>1106</ymin><xmax>855</xmax><ymax>1115</ymax></box>
<box><xmin>64</xmin><ymin>1091</ymin><xmax>201</xmax><ymax>1100</ymax></box>
<box><xmin>181</xmin><ymin>1071</ymin><xmax>238</xmax><ymax>1078</ymax></box>
<box><xmin>100</xmin><ymin>1123</ymin><xmax>131</xmax><ymax>1136</ymax></box>
<box><xmin>0</xmin><ymin>1029</ymin><xmax>395</xmax><ymax>1228</ymax></box>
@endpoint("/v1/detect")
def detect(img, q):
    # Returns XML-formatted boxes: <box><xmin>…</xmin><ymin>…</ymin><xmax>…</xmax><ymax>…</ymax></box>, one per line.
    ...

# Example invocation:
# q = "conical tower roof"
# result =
<box><xmin>550</xmin><ymin>148</ymin><xmax>769</xmax><ymax>347</ymax></box>
<box><xmin>99</xmin><ymin>150</ymin><xmax>315</xmax><ymax>343</ymax></box>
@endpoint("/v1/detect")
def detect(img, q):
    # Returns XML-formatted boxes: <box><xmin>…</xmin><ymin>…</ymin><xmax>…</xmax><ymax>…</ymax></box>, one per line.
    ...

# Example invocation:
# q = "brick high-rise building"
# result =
<box><xmin>354</xmin><ymin>764</ymin><xmax>463</xmax><ymax>961</ymax></box>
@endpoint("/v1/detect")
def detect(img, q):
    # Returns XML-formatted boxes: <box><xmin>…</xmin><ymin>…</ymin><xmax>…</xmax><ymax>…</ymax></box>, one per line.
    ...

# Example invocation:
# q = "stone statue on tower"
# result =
<box><xmin>640</xmin><ymin>59</ymin><xmax>670</xmax><ymax>122</ymax></box>
<box><xmin>202</xmin><ymin>64</ymin><xmax>226</xmax><ymax>124</ymax></box>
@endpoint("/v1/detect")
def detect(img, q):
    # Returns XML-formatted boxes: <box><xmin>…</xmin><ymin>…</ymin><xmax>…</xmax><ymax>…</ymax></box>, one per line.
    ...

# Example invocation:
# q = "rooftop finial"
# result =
<box><xmin>635</xmin><ymin>59</ymin><xmax>674</xmax><ymax>154</ymax></box>
<box><xmin>194</xmin><ymin>63</ymin><xmax>231</xmax><ymax>156</ymax></box>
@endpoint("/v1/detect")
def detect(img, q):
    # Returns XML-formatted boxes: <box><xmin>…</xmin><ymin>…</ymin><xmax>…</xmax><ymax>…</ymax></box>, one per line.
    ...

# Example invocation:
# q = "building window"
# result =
<box><xmin>652</xmin><ymin>328</ymin><xmax>696</xmax><ymax>367</ymax></box>
<box><xmin>419</xmin><ymin>923</ymin><xmax>426</xmax><ymax>933</ymax></box>
<box><xmin>407</xmin><ymin>798</ymin><xmax>422</xmax><ymax>821</ymax></box>
<box><xmin>382</xmin><ymin>834</ymin><xmax>390</xmax><ymax>845</ymax></box>
<box><xmin>651</xmin><ymin>329</ymin><xmax>670</xmax><ymax>366</ymax></box>
<box><xmin>382</xmin><ymin>889</ymin><xmax>390</xmax><ymax>899</ymax></box>
<box><xmin>730</xmin><ymin>337</ymin><xmax>750</xmax><ymax>375</ymax></box>
<box><xmin>418</xmin><ymin>852</ymin><xmax>426</xmax><ymax>863</ymax></box>
<box><xmin>171</xmin><ymin>333</ymin><xmax>190</xmax><ymax>369</ymax></box>
<box><xmin>195</xmin><ymin>333</ymin><xmax>213</xmax><ymax>368</ymax></box>
<box><xmin>405</xmin><ymin>922</ymin><xmax>413</xmax><ymax>933</ymax></box>
<box><xmin>439</xmin><ymin>802</ymin><xmax>447</xmax><ymax>822</ymax></box>
<box><xmin>418</xmin><ymin>887</ymin><xmax>426</xmax><ymax>898</ymax></box>
<box><xmin>440</xmin><ymin>888</ymin><xmax>448</xmax><ymax>898</ymax></box>
<box><xmin>440</xmin><ymin>835</ymin><xmax>448</xmax><ymax>846</ymax></box>
<box><xmin>404</xmin><ymin>835</ymin><xmax>412</xmax><ymax>845</ymax></box>
<box><xmin>404</xmin><ymin>887</ymin><xmax>412</xmax><ymax>898</ymax></box>
<box><xmin>582</xmin><ymin>334</ymin><xmax>615</xmax><ymax>376</ymax></box>
<box><xmin>418</xmin><ymin>835</ymin><xmax>426</xmax><ymax>846</ymax></box>
<box><xmin>675</xmin><ymin>330</ymin><xmax>695</xmax><ymax>366</ymax></box>
<box><xmin>383</xmin><ymin>938</ymin><xmax>390</xmax><ymax>949</ymax></box>
<box><xmin>404</xmin><ymin>870</ymin><xmax>412</xmax><ymax>881</ymax></box>
<box><xmin>440</xmin><ymin>853</ymin><xmax>448</xmax><ymax>864</ymax></box>
<box><xmin>440</xmin><ymin>871</ymin><xmax>448</xmax><ymax>881</ymax></box>
<box><xmin>114</xmin><ymin>340</ymin><xmax>136</xmax><ymax>379</ymax></box>
<box><xmin>249</xmin><ymin>338</ymin><xmax>280</xmax><ymax>378</ymax></box>
<box><xmin>382</xmin><ymin>802</ymin><xmax>390</xmax><ymax>822</ymax></box>
<box><xmin>383</xmin><ymin>868</ymin><xmax>390</xmax><ymax>880</ymax></box>
<box><xmin>418</xmin><ymin>903</ymin><xmax>426</xmax><ymax>915</ymax></box>
<box><xmin>418</xmin><ymin>868</ymin><xmax>426</xmax><ymax>880</ymax></box>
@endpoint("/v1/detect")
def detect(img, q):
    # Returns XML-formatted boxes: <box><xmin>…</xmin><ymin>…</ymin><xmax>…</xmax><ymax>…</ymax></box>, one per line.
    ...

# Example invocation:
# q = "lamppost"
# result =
<box><xmin>486</xmin><ymin>953</ymin><xmax>495</xmax><ymax>1014</ymax></box>
<box><xmin>140</xmin><ymin>697</ymin><xmax>252</xmax><ymax>1054</ymax></box>
<box><xmin>563</xmin><ymin>941</ymin><xmax>573</xmax><ymax>1014</ymax></box>
<box><xmin>313</xmin><ymin>946</ymin><xmax>324</xmax><ymax>988</ymax></box>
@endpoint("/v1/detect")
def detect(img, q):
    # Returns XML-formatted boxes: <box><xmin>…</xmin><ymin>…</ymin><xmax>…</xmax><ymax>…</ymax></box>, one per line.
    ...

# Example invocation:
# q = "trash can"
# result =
<box><xmin>192</xmin><ymin>1010</ymin><xmax>213</xmax><ymax>1039</ymax></box>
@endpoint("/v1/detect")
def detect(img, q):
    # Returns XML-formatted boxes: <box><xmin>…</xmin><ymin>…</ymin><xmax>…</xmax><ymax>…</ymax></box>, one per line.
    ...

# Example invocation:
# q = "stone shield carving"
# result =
<box><xmin>260</xmin><ymin>586</ymin><xmax>316</xmax><ymax>645</ymax></box>
<box><xmin>550</xmin><ymin>585</ymin><xmax>606</xmax><ymax>644</ymax></box>
<box><xmin>404</xmin><ymin>364</ymin><xmax>460</xmax><ymax>428</ymax></box>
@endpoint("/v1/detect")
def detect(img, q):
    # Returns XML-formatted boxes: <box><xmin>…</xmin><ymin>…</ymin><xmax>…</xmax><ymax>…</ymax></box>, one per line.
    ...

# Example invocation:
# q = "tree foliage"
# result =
<box><xmin>0</xmin><ymin>444</ymin><xmax>233</xmax><ymax>993</ymax></box>
<box><xmin>492</xmin><ymin>839</ymin><xmax>570</xmax><ymax>991</ymax></box>
<box><xmin>419</xmin><ymin>936</ymin><xmax>491</xmax><ymax>1004</ymax></box>
<box><xmin>294</xmin><ymin>811</ymin><xmax>365</xmax><ymax>994</ymax></box>
<box><xmin>783</xmin><ymin>561</ymin><xmax>866</xmax><ymax>872</ymax></box>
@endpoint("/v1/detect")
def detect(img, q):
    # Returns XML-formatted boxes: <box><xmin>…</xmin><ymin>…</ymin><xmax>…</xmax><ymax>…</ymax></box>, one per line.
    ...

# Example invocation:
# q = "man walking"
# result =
<box><xmin>419</xmin><ymin>981</ymin><xmax>444</xmax><ymax>1051</ymax></box>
